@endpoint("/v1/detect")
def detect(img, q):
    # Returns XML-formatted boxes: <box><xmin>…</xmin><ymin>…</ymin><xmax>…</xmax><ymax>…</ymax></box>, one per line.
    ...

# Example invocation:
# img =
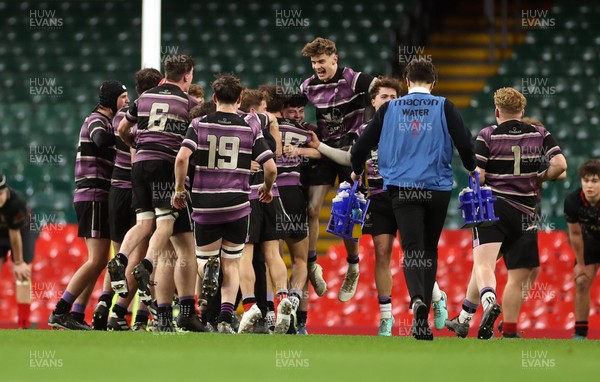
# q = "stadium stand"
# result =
<box><xmin>1</xmin><ymin>0</ymin><xmax>599</xmax><ymax>336</ymax></box>
<box><xmin>462</xmin><ymin>1</ymin><xmax>600</xmax><ymax>229</ymax></box>
<box><xmin>307</xmin><ymin>231</ymin><xmax>599</xmax><ymax>338</ymax></box>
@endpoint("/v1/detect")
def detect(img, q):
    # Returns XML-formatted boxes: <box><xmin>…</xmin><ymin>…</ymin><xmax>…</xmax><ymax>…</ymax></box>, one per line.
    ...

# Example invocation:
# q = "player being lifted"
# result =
<box><xmin>306</xmin><ymin>77</ymin><xmax>449</xmax><ymax>336</ymax></box>
<box><xmin>300</xmin><ymin>37</ymin><xmax>376</xmax><ymax>302</ymax></box>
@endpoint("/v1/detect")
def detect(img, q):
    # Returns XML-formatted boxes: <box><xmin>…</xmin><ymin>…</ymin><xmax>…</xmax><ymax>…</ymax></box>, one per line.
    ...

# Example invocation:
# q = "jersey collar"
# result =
<box><xmin>408</xmin><ymin>86</ymin><xmax>431</xmax><ymax>94</ymax></box>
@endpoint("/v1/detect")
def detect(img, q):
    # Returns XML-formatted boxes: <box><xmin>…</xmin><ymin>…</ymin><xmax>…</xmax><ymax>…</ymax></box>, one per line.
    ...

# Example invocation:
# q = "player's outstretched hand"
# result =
<box><xmin>258</xmin><ymin>184</ymin><xmax>273</xmax><ymax>203</ymax></box>
<box><xmin>13</xmin><ymin>262</ymin><xmax>31</xmax><ymax>281</ymax></box>
<box><xmin>306</xmin><ymin>131</ymin><xmax>321</xmax><ymax>149</ymax></box>
<box><xmin>171</xmin><ymin>190</ymin><xmax>189</xmax><ymax>210</ymax></box>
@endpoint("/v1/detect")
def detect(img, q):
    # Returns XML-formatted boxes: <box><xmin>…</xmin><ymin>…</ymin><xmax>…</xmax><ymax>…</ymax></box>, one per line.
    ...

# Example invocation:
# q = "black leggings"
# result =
<box><xmin>389</xmin><ymin>187</ymin><xmax>451</xmax><ymax>310</ymax></box>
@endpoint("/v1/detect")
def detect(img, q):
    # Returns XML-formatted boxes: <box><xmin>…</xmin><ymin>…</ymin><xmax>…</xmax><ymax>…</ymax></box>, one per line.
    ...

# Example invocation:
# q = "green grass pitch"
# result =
<box><xmin>0</xmin><ymin>330</ymin><xmax>596</xmax><ymax>382</ymax></box>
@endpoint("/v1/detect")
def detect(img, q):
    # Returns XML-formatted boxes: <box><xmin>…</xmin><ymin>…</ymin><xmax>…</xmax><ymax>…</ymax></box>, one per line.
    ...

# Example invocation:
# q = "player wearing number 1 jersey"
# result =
<box><xmin>446</xmin><ymin>87</ymin><xmax>566</xmax><ymax>339</ymax></box>
<box><xmin>174</xmin><ymin>74</ymin><xmax>277</xmax><ymax>334</ymax></box>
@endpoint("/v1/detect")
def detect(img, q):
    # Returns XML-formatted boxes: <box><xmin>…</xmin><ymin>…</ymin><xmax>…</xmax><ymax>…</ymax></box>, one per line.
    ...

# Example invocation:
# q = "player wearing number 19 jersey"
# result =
<box><xmin>446</xmin><ymin>87</ymin><xmax>567</xmax><ymax>339</ymax></box>
<box><xmin>175</xmin><ymin>74</ymin><xmax>277</xmax><ymax>334</ymax></box>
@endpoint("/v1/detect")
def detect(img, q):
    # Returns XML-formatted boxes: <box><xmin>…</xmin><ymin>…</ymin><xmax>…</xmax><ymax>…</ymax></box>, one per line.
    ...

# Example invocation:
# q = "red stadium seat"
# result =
<box><xmin>307</xmin><ymin>230</ymin><xmax>598</xmax><ymax>334</ymax></box>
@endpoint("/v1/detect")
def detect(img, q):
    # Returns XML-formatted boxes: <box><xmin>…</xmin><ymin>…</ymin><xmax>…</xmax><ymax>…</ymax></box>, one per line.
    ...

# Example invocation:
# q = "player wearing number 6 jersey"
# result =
<box><xmin>446</xmin><ymin>87</ymin><xmax>566</xmax><ymax>339</ymax></box>
<box><xmin>112</xmin><ymin>54</ymin><xmax>203</xmax><ymax>332</ymax></box>
<box><xmin>174</xmin><ymin>74</ymin><xmax>277</xmax><ymax>334</ymax></box>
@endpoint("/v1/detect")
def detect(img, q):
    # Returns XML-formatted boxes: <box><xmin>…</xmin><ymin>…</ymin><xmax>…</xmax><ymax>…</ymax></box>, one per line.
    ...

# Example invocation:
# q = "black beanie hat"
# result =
<box><xmin>0</xmin><ymin>174</ymin><xmax>7</xmax><ymax>190</ymax></box>
<box><xmin>99</xmin><ymin>80</ymin><xmax>127</xmax><ymax>114</ymax></box>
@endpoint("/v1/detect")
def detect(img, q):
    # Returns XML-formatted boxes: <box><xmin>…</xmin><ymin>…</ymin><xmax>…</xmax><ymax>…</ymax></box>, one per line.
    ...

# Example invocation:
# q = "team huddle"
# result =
<box><xmin>15</xmin><ymin>37</ymin><xmax>595</xmax><ymax>339</ymax></box>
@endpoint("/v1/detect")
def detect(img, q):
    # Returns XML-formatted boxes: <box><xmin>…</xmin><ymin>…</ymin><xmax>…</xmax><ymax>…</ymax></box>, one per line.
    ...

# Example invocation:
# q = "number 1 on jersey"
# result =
<box><xmin>511</xmin><ymin>145</ymin><xmax>521</xmax><ymax>175</ymax></box>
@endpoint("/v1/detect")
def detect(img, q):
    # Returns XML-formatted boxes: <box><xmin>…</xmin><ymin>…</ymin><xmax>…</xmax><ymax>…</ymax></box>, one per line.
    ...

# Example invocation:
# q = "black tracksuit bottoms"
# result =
<box><xmin>388</xmin><ymin>187</ymin><xmax>451</xmax><ymax>312</ymax></box>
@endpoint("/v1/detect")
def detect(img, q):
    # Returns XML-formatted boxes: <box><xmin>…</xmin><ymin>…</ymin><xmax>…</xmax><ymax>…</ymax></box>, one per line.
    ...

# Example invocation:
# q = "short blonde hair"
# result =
<box><xmin>240</xmin><ymin>89</ymin><xmax>265</xmax><ymax>112</ymax></box>
<box><xmin>494</xmin><ymin>87</ymin><xmax>526</xmax><ymax>115</ymax></box>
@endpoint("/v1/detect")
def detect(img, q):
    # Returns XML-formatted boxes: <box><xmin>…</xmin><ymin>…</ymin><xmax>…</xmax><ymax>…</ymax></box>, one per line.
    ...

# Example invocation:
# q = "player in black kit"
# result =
<box><xmin>564</xmin><ymin>159</ymin><xmax>600</xmax><ymax>339</ymax></box>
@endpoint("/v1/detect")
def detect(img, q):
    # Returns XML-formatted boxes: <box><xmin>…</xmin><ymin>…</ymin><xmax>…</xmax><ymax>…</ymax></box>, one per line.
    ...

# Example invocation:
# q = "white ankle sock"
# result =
<box><xmin>458</xmin><ymin>310</ymin><xmax>474</xmax><ymax>324</ymax></box>
<box><xmin>380</xmin><ymin>303</ymin><xmax>392</xmax><ymax>319</ymax></box>
<box><xmin>431</xmin><ymin>282</ymin><xmax>442</xmax><ymax>302</ymax></box>
<box><xmin>481</xmin><ymin>291</ymin><xmax>496</xmax><ymax>311</ymax></box>
<box><xmin>347</xmin><ymin>262</ymin><xmax>359</xmax><ymax>273</ymax></box>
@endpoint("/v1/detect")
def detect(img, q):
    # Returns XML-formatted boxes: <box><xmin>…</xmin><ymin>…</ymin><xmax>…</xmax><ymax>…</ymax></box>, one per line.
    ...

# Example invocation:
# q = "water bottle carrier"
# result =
<box><xmin>326</xmin><ymin>181</ymin><xmax>371</xmax><ymax>242</ymax></box>
<box><xmin>458</xmin><ymin>172</ymin><xmax>500</xmax><ymax>228</ymax></box>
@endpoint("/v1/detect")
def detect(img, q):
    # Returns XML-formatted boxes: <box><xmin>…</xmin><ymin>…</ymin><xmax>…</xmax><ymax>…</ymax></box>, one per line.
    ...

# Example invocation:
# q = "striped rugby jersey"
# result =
<box><xmin>301</xmin><ymin>67</ymin><xmax>373</xmax><ymax>145</ymax></box>
<box><xmin>74</xmin><ymin>111</ymin><xmax>115</xmax><ymax>203</ymax></box>
<box><xmin>182</xmin><ymin>111</ymin><xmax>274</xmax><ymax>224</ymax></box>
<box><xmin>476</xmin><ymin>120</ymin><xmax>561</xmax><ymax>214</ymax></box>
<box><xmin>127</xmin><ymin>83</ymin><xmax>198</xmax><ymax>164</ymax></box>
<box><xmin>111</xmin><ymin>106</ymin><xmax>132</xmax><ymax>189</ymax></box>
<box><xmin>237</xmin><ymin>111</ymin><xmax>280</xmax><ymax>200</ymax></box>
<box><xmin>275</xmin><ymin>117</ymin><xmax>312</xmax><ymax>187</ymax></box>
